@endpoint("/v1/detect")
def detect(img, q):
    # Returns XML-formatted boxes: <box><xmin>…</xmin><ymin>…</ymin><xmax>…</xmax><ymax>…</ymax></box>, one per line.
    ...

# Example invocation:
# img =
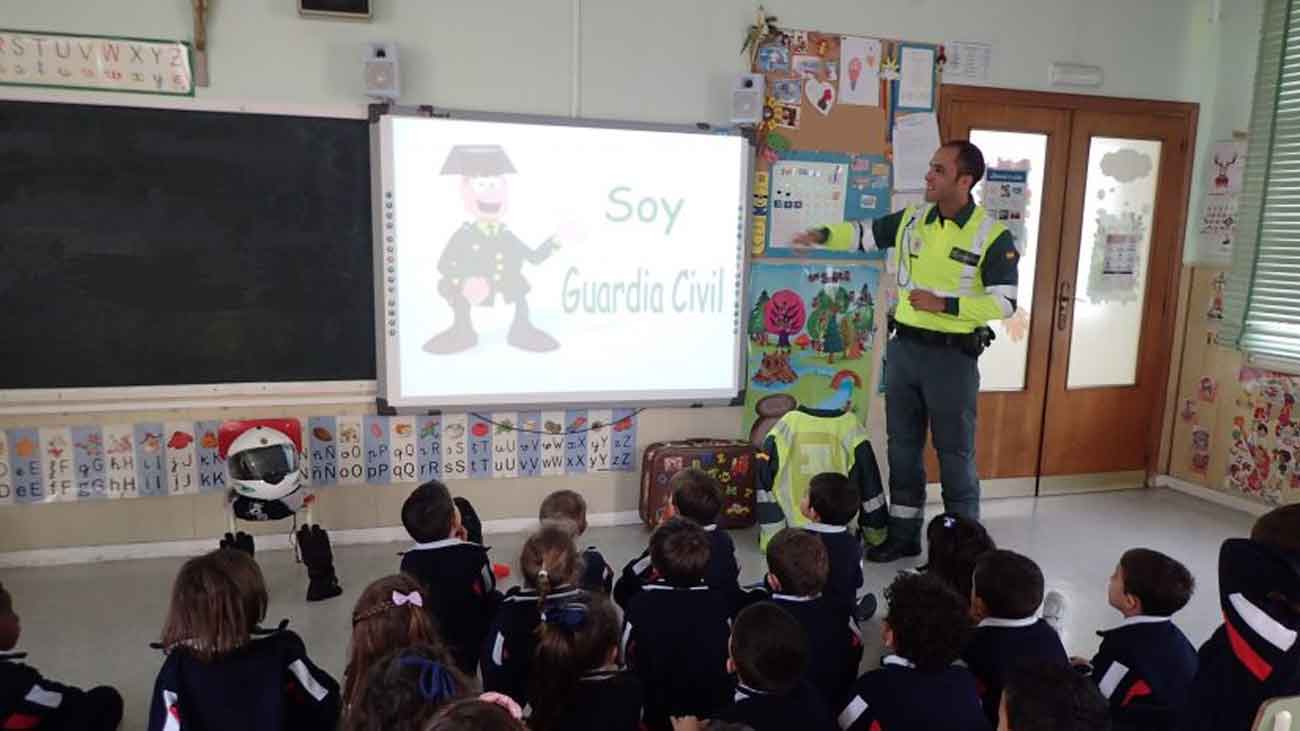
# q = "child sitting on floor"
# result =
<box><xmin>963</xmin><ymin>549</ymin><xmax>1068</xmax><ymax>726</ymax></box>
<box><xmin>345</xmin><ymin>574</ymin><xmax>469</xmax><ymax>721</ymax></box>
<box><xmin>615</xmin><ymin>469</ymin><xmax>741</xmax><ymax>611</ymax></box>
<box><xmin>922</xmin><ymin>512</ymin><xmax>996</xmax><ymax>604</ymax></box>
<box><xmin>399</xmin><ymin>480</ymin><xmax>503</xmax><ymax>675</ymax></box>
<box><xmin>760</xmin><ymin>528</ymin><xmax>862</xmax><ymax>709</ymax></box>
<box><xmin>149</xmin><ymin>549</ymin><xmax>340</xmax><ymax>731</ymax></box>
<box><xmin>622</xmin><ymin>517</ymin><xmax>733</xmax><ymax>730</ymax></box>
<box><xmin>839</xmin><ymin>572</ymin><xmax>989</xmax><ymax>731</ymax></box>
<box><xmin>675</xmin><ymin>601</ymin><xmax>836</xmax><ymax>731</ymax></box>
<box><xmin>529</xmin><ymin>591</ymin><xmax>643</xmax><ymax>731</ymax></box>
<box><xmin>539</xmin><ymin>489</ymin><xmax>615</xmax><ymax>593</ymax></box>
<box><xmin>480</xmin><ymin>525</ymin><xmax>582</xmax><ymax>706</ymax></box>
<box><xmin>1183</xmin><ymin>503</ymin><xmax>1300</xmax><ymax>731</ymax></box>
<box><xmin>346</xmin><ymin>645</ymin><xmax>471</xmax><ymax>731</ymax></box>
<box><xmin>0</xmin><ymin>580</ymin><xmax>124</xmax><ymax>731</ymax></box>
<box><xmin>1080</xmin><ymin>548</ymin><xmax>1197</xmax><ymax>731</ymax></box>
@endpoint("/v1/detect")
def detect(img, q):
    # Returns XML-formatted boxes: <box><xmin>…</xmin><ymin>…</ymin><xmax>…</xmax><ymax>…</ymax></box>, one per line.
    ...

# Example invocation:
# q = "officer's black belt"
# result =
<box><xmin>892</xmin><ymin>320</ymin><xmax>973</xmax><ymax>349</ymax></box>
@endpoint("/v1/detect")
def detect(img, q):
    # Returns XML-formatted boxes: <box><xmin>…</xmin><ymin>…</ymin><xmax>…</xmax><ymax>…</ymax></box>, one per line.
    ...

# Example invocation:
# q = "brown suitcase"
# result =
<box><xmin>639</xmin><ymin>439</ymin><xmax>759</xmax><ymax>529</ymax></box>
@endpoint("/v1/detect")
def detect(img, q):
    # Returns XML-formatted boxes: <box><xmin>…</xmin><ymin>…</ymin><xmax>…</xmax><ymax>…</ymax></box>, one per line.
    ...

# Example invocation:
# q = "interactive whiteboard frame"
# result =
<box><xmin>370</xmin><ymin>107</ymin><xmax>752</xmax><ymax>412</ymax></box>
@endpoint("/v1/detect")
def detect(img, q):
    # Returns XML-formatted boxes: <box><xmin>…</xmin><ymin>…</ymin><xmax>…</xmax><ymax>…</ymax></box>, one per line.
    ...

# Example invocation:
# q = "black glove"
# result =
<box><xmin>297</xmin><ymin>525</ymin><xmax>342</xmax><ymax>602</ymax></box>
<box><xmin>220</xmin><ymin>531</ymin><xmax>255</xmax><ymax>557</ymax></box>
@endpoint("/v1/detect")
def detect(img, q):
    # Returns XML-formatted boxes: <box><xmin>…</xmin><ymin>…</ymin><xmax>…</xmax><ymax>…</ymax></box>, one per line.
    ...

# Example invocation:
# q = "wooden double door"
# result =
<box><xmin>927</xmin><ymin>86</ymin><xmax>1196</xmax><ymax>491</ymax></box>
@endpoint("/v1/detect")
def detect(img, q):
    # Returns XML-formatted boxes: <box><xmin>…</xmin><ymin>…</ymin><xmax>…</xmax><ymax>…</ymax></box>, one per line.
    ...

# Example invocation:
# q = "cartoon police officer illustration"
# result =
<box><xmin>425</xmin><ymin>144</ymin><xmax>562</xmax><ymax>354</ymax></box>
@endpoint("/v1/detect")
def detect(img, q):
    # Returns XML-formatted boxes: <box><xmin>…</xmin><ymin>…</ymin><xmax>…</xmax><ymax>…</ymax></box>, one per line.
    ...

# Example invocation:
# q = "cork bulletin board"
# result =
<box><xmin>747</xmin><ymin>26</ymin><xmax>942</xmax><ymax>261</ymax></box>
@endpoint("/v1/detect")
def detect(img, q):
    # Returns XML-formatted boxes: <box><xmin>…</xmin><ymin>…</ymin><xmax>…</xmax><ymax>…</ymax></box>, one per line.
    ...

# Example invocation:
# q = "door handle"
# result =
<box><xmin>1057</xmin><ymin>281</ymin><xmax>1074</xmax><ymax>331</ymax></box>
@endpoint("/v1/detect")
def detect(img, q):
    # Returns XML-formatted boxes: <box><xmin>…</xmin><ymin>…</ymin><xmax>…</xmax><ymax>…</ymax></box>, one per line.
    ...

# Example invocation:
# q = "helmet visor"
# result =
<box><xmin>229</xmin><ymin>444</ymin><xmax>298</xmax><ymax>484</ymax></box>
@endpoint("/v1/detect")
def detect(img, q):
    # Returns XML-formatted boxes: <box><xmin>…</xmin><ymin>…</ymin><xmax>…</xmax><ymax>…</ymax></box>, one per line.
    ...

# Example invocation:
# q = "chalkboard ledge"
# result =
<box><xmin>0</xmin><ymin>381</ymin><xmax>376</xmax><ymax>417</ymax></box>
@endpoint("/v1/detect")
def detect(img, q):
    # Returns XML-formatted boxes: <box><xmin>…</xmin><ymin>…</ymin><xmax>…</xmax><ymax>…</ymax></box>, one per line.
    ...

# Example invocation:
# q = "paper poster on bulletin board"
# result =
<box><xmin>763</xmin><ymin>150</ymin><xmax>891</xmax><ymax>259</ymax></box>
<box><xmin>741</xmin><ymin>262</ymin><xmax>879</xmax><ymax>441</ymax></box>
<box><xmin>747</xmin><ymin>24</ymin><xmax>941</xmax><ymax>259</ymax></box>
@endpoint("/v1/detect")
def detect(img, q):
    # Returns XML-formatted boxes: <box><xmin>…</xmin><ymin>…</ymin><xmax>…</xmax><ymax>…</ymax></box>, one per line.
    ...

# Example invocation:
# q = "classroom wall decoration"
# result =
<box><xmin>0</xmin><ymin>30</ymin><xmax>194</xmax><ymax>96</ymax></box>
<box><xmin>742</xmin><ymin>262</ymin><xmax>879</xmax><ymax>441</ymax></box>
<box><xmin>746</xmin><ymin>20</ymin><xmax>941</xmax><ymax>261</ymax></box>
<box><xmin>1195</xmin><ymin>140</ymin><xmax>1246</xmax><ymax>265</ymax></box>
<box><xmin>0</xmin><ymin>410</ymin><xmax>639</xmax><ymax>505</ymax></box>
<box><xmin>1226</xmin><ymin>368</ymin><xmax>1300</xmax><ymax>504</ymax></box>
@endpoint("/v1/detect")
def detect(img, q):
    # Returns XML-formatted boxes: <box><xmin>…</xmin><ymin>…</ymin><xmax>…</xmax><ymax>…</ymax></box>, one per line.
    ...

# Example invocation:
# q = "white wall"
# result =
<box><xmin>0</xmin><ymin>0</ymin><xmax>1264</xmax><ymax>550</ymax></box>
<box><xmin>5</xmin><ymin>0</ymin><xmax>1216</xmax><ymax>123</ymax></box>
<box><xmin>1182</xmin><ymin>0</ymin><xmax>1265</xmax><ymax>262</ymax></box>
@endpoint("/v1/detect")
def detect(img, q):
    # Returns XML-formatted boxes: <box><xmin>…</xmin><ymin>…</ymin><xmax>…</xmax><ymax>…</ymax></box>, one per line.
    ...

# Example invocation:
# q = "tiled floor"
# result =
<box><xmin>0</xmin><ymin>487</ymin><xmax>1256</xmax><ymax>729</ymax></box>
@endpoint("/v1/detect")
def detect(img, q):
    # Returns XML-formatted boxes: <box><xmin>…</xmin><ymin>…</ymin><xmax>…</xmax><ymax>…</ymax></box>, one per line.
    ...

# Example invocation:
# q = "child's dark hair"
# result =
<box><xmin>1003</xmin><ymin>661</ymin><xmax>1110</xmax><ymax>731</ymax></box>
<box><xmin>670</xmin><ymin>468</ymin><xmax>723</xmax><ymax>524</ymax></box>
<box><xmin>731</xmin><ymin>602</ymin><xmax>808</xmax><ymax>694</ymax></box>
<box><xmin>1252</xmin><ymin>504</ymin><xmax>1300</xmax><ymax>556</ymax></box>
<box><xmin>808</xmin><ymin>473</ymin><xmax>858</xmax><ymax>525</ymax></box>
<box><xmin>539</xmin><ymin>489</ymin><xmax>588</xmax><ymax>534</ymax></box>
<box><xmin>972</xmin><ymin>550</ymin><xmax>1044</xmax><ymax>619</ymax></box>
<box><xmin>346</xmin><ymin>644</ymin><xmax>469</xmax><ymax>731</ymax></box>
<box><xmin>925</xmin><ymin>513</ymin><xmax>996</xmax><ymax>601</ymax></box>
<box><xmin>650</xmin><ymin>516</ymin><xmax>712</xmax><ymax>586</ymax></box>
<box><xmin>766</xmin><ymin>528</ymin><xmax>828</xmax><ymax>597</ymax></box>
<box><xmin>1118</xmin><ymin>548</ymin><xmax>1195</xmax><ymax>617</ymax></box>
<box><xmin>346</xmin><ymin>574</ymin><xmax>465</xmax><ymax>714</ymax></box>
<box><xmin>403</xmin><ymin>480</ymin><xmax>457</xmax><ymax>543</ymax></box>
<box><xmin>425</xmin><ymin>699</ymin><xmax>526</xmax><ymax>731</ymax></box>
<box><xmin>160</xmin><ymin>548</ymin><xmax>267</xmax><ymax>662</ymax></box>
<box><xmin>520</xmin><ymin>525</ymin><xmax>580</xmax><ymax>606</ymax></box>
<box><xmin>528</xmin><ymin>592</ymin><xmax>620</xmax><ymax>731</ymax></box>
<box><xmin>884</xmin><ymin>572</ymin><xmax>970</xmax><ymax>671</ymax></box>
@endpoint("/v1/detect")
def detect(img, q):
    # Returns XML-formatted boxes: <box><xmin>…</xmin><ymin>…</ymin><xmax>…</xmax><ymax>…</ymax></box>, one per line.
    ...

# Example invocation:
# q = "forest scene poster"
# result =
<box><xmin>741</xmin><ymin>262</ymin><xmax>879</xmax><ymax>442</ymax></box>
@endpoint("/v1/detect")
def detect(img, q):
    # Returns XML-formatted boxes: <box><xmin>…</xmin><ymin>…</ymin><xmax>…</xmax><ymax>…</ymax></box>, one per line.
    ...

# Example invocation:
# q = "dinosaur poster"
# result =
<box><xmin>742</xmin><ymin>262</ymin><xmax>879</xmax><ymax>443</ymax></box>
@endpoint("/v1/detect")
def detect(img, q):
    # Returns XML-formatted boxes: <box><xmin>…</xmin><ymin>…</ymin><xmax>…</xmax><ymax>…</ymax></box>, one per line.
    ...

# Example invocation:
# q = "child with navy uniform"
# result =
<box><xmin>801</xmin><ymin>473</ymin><xmax>873</xmax><ymax>620</ymax></box>
<box><xmin>615</xmin><ymin>469</ymin><xmax>741</xmax><ymax>611</ymax></box>
<box><xmin>148</xmin><ymin>549</ymin><xmax>340</xmax><ymax>731</ymax></box>
<box><xmin>529</xmin><ymin>591</ymin><xmax>643</xmax><ymax>731</ymax></box>
<box><xmin>622</xmin><ymin>517</ymin><xmax>734</xmax><ymax>730</ymax></box>
<box><xmin>345</xmin><ymin>573</ymin><xmax>469</xmax><ymax>721</ymax></box>
<box><xmin>678</xmin><ymin>601</ymin><xmax>836</xmax><ymax>731</ymax></box>
<box><xmin>761</xmin><ymin>528</ymin><xmax>862</xmax><ymax>709</ymax></box>
<box><xmin>480</xmin><ymin>525</ymin><xmax>582</xmax><ymax>706</ymax></box>
<box><xmin>1078</xmin><ymin>548</ymin><xmax>1196</xmax><ymax>731</ymax></box>
<box><xmin>963</xmin><ymin>549</ymin><xmax>1068</xmax><ymax>726</ymax></box>
<box><xmin>539</xmin><ymin>489</ymin><xmax>614</xmax><ymax>593</ymax></box>
<box><xmin>347</xmin><ymin>644</ymin><xmax>471</xmax><ymax>731</ymax></box>
<box><xmin>922</xmin><ymin>512</ymin><xmax>996</xmax><ymax>604</ymax></box>
<box><xmin>1182</xmin><ymin>504</ymin><xmax>1300</xmax><ymax>731</ymax></box>
<box><xmin>399</xmin><ymin>480</ymin><xmax>503</xmax><ymax>675</ymax></box>
<box><xmin>839</xmin><ymin>572</ymin><xmax>989</xmax><ymax>731</ymax></box>
<box><xmin>0</xmin><ymin>581</ymin><xmax>123</xmax><ymax>731</ymax></box>
<box><xmin>998</xmin><ymin>662</ymin><xmax>1110</xmax><ymax>731</ymax></box>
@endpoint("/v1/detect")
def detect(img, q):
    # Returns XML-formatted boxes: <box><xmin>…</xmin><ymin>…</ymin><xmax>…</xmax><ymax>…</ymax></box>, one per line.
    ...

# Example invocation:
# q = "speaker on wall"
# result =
<box><xmin>364</xmin><ymin>42</ymin><xmax>401</xmax><ymax>100</ymax></box>
<box><xmin>300</xmin><ymin>0</ymin><xmax>371</xmax><ymax>20</ymax></box>
<box><xmin>730</xmin><ymin>73</ymin><xmax>765</xmax><ymax>125</ymax></box>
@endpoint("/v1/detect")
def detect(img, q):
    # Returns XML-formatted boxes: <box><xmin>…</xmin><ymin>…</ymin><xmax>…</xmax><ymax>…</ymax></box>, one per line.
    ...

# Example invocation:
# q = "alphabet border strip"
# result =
<box><xmin>0</xmin><ymin>409</ymin><xmax>638</xmax><ymax>505</ymax></box>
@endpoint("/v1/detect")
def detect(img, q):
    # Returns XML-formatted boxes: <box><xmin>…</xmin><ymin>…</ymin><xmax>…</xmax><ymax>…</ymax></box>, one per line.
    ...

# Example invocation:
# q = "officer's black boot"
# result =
<box><xmin>508</xmin><ymin>299</ymin><xmax>559</xmax><ymax>352</ymax></box>
<box><xmin>297</xmin><ymin>525</ymin><xmax>343</xmax><ymax>602</ymax></box>
<box><xmin>424</xmin><ymin>296</ymin><xmax>478</xmax><ymax>354</ymax></box>
<box><xmin>866</xmin><ymin>536</ymin><xmax>923</xmax><ymax>563</ymax></box>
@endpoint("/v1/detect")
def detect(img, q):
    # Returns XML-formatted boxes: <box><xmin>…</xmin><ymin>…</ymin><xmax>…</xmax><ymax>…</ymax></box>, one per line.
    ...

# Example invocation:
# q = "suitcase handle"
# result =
<box><xmin>675</xmin><ymin>438</ymin><xmax>747</xmax><ymax>446</ymax></box>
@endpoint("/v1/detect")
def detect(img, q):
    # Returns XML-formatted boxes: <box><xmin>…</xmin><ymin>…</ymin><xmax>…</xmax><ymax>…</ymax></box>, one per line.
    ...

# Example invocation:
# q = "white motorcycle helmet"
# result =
<box><xmin>225</xmin><ymin>425</ymin><xmax>302</xmax><ymax>502</ymax></box>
